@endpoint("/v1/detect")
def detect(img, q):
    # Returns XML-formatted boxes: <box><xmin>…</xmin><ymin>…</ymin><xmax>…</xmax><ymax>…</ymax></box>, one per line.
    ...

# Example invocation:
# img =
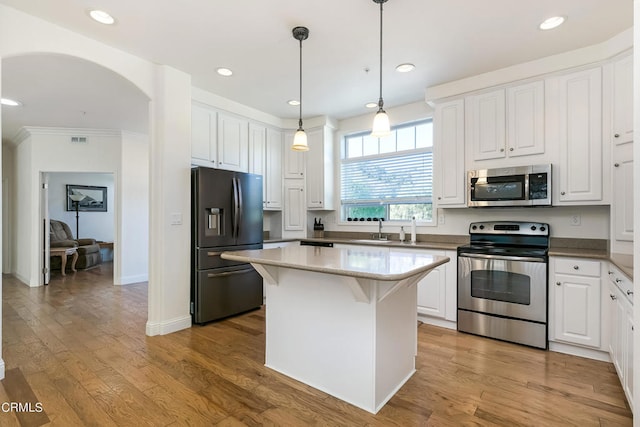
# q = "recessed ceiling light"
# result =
<box><xmin>216</xmin><ymin>68</ymin><xmax>233</xmax><ymax>77</ymax></box>
<box><xmin>1</xmin><ymin>98</ymin><xmax>22</xmax><ymax>107</ymax></box>
<box><xmin>539</xmin><ymin>16</ymin><xmax>566</xmax><ymax>30</ymax></box>
<box><xmin>88</xmin><ymin>9</ymin><xmax>115</xmax><ymax>25</ymax></box>
<box><xmin>395</xmin><ymin>63</ymin><xmax>415</xmax><ymax>73</ymax></box>
<box><xmin>365</xmin><ymin>102</ymin><xmax>378</xmax><ymax>109</ymax></box>
<box><xmin>288</xmin><ymin>100</ymin><xmax>300</xmax><ymax>106</ymax></box>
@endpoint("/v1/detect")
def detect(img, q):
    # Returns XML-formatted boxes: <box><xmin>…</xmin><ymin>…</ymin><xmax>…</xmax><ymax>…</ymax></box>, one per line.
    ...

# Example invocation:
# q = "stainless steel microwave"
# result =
<box><xmin>468</xmin><ymin>164</ymin><xmax>552</xmax><ymax>207</ymax></box>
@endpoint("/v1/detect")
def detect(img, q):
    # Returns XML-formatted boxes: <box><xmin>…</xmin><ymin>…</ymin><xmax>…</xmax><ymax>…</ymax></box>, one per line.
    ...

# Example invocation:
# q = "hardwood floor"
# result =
<box><xmin>0</xmin><ymin>264</ymin><xmax>633</xmax><ymax>426</ymax></box>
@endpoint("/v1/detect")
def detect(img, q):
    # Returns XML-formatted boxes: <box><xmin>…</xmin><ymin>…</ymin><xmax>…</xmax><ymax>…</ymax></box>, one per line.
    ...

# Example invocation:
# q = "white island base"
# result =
<box><xmin>222</xmin><ymin>245</ymin><xmax>449</xmax><ymax>414</ymax></box>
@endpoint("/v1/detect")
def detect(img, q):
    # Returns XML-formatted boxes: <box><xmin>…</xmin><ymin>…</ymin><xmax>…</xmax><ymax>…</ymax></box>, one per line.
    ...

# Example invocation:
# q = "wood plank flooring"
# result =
<box><xmin>0</xmin><ymin>264</ymin><xmax>633</xmax><ymax>426</ymax></box>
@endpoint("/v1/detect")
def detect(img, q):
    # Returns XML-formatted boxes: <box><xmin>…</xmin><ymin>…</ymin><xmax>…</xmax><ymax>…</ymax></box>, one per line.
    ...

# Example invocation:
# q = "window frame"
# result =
<box><xmin>338</xmin><ymin>119</ymin><xmax>436</xmax><ymax>226</ymax></box>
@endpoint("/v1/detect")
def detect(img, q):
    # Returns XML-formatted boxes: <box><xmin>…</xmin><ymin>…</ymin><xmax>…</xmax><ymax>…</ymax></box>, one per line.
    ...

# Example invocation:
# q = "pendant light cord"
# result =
<box><xmin>378</xmin><ymin>0</ymin><xmax>384</xmax><ymax>111</ymax></box>
<box><xmin>299</xmin><ymin>36</ymin><xmax>303</xmax><ymax>129</ymax></box>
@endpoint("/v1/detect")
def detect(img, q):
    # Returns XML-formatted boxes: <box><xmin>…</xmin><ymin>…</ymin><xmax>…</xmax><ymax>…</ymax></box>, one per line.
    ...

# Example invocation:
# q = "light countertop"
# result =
<box><xmin>222</xmin><ymin>245</ymin><xmax>450</xmax><ymax>281</ymax></box>
<box><xmin>264</xmin><ymin>237</ymin><xmax>633</xmax><ymax>280</ymax></box>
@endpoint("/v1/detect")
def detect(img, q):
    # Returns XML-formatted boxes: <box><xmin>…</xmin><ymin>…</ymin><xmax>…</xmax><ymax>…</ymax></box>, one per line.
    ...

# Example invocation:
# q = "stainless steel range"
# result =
<box><xmin>457</xmin><ymin>221</ymin><xmax>550</xmax><ymax>349</ymax></box>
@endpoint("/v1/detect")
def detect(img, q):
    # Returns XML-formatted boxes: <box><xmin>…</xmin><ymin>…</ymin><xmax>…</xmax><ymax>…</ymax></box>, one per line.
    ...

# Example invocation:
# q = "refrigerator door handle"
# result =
<box><xmin>232</xmin><ymin>177</ymin><xmax>239</xmax><ymax>238</ymax></box>
<box><xmin>207</xmin><ymin>268</ymin><xmax>254</xmax><ymax>278</ymax></box>
<box><xmin>236</xmin><ymin>178</ymin><xmax>243</xmax><ymax>238</ymax></box>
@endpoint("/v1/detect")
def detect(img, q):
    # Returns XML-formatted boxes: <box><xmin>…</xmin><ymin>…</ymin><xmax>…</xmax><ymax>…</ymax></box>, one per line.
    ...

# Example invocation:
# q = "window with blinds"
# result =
<box><xmin>340</xmin><ymin>120</ymin><xmax>434</xmax><ymax>223</ymax></box>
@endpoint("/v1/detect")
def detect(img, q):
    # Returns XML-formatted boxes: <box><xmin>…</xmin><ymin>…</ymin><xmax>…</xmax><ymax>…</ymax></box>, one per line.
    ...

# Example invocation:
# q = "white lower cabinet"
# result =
<box><xmin>607</xmin><ymin>264</ymin><xmax>634</xmax><ymax>411</ymax></box>
<box><xmin>550</xmin><ymin>257</ymin><xmax>602</xmax><ymax>349</ymax></box>
<box><xmin>394</xmin><ymin>248</ymin><xmax>456</xmax><ymax>325</ymax></box>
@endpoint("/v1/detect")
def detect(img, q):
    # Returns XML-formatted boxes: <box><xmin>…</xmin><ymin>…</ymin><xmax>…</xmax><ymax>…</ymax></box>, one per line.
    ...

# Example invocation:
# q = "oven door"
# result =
<box><xmin>458</xmin><ymin>253</ymin><xmax>547</xmax><ymax>323</ymax></box>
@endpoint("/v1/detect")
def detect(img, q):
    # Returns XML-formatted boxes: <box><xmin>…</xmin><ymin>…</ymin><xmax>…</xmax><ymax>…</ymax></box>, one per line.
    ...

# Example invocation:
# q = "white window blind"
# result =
<box><xmin>341</xmin><ymin>150</ymin><xmax>433</xmax><ymax>204</ymax></box>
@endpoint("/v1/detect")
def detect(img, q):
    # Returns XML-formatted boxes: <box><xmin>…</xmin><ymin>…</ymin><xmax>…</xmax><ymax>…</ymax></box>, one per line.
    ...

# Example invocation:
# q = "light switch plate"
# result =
<box><xmin>170</xmin><ymin>213</ymin><xmax>183</xmax><ymax>225</ymax></box>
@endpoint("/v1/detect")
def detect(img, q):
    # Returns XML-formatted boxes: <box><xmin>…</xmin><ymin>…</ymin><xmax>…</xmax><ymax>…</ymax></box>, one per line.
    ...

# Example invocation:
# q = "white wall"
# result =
<box><xmin>2</xmin><ymin>144</ymin><xmax>13</xmax><ymax>274</ymax></box>
<box><xmin>118</xmin><ymin>131</ymin><xmax>149</xmax><ymax>285</ymax></box>
<box><xmin>13</xmin><ymin>128</ymin><xmax>121</xmax><ymax>286</ymax></box>
<box><xmin>9</xmin><ymin>127</ymin><xmax>151</xmax><ymax>287</ymax></box>
<box><xmin>632</xmin><ymin>2</ymin><xmax>639</xmax><ymax>423</ymax></box>
<box><xmin>48</xmin><ymin>172</ymin><xmax>115</xmax><ymax>242</ymax></box>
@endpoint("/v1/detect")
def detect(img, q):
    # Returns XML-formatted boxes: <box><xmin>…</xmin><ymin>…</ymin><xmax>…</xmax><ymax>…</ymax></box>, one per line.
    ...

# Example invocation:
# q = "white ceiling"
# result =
<box><xmin>0</xmin><ymin>0</ymin><xmax>633</xmax><ymax>142</ymax></box>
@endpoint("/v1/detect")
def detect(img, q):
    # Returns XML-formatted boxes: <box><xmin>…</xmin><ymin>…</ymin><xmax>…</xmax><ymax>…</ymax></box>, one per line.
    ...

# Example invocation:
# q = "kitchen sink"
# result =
<box><xmin>351</xmin><ymin>239</ymin><xmax>391</xmax><ymax>244</ymax></box>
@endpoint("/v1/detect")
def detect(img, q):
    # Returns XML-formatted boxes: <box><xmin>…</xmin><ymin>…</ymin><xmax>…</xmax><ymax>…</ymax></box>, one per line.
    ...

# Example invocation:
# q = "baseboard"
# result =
<box><xmin>13</xmin><ymin>272</ymin><xmax>38</xmax><ymax>287</ymax></box>
<box><xmin>145</xmin><ymin>314</ymin><xmax>191</xmax><ymax>336</ymax></box>
<box><xmin>418</xmin><ymin>315</ymin><xmax>457</xmax><ymax>330</ymax></box>
<box><xmin>115</xmin><ymin>274</ymin><xmax>149</xmax><ymax>285</ymax></box>
<box><xmin>549</xmin><ymin>341</ymin><xmax>611</xmax><ymax>362</ymax></box>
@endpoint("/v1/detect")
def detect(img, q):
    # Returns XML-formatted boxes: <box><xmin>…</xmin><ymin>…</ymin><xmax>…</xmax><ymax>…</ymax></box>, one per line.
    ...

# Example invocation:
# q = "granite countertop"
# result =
<box><xmin>222</xmin><ymin>245</ymin><xmax>450</xmax><ymax>281</ymax></box>
<box><xmin>265</xmin><ymin>236</ymin><xmax>463</xmax><ymax>251</ymax></box>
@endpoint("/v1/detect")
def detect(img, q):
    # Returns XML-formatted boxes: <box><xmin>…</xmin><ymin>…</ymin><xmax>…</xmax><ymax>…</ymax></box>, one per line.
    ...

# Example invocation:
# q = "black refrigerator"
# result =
<box><xmin>191</xmin><ymin>166</ymin><xmax>263</xmax><ymax>324</ymax></box>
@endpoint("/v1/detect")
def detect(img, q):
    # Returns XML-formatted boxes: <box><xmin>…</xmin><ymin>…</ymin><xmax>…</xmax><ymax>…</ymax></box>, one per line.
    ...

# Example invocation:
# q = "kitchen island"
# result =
<box><xmin>221</xmin><ymin>244</ymin><xmax>449</xmax><ymax>414</ymax></box>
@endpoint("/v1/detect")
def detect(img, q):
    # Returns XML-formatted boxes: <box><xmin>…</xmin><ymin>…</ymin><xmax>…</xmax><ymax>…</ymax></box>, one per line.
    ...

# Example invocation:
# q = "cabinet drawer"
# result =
<box><xmin>554</xmin><ymin>258</ymin><xmax>601</xmax><ymax>277</ymax></box>
<box><xmin>607</xmin><ymin>264</ymin><xmax>634</xmax><ymax>304</ymax></box>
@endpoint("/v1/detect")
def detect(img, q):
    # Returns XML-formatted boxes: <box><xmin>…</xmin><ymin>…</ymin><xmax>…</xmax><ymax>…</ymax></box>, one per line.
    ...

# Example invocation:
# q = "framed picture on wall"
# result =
<box><xmin>66</xmin><ymin>184</ymin><xmax>107</xmax><ymax>212</ymax></box>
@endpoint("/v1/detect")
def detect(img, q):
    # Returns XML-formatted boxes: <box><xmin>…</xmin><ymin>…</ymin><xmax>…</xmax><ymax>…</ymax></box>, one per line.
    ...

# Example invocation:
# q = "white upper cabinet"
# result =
<box><xmin>433</xmin><ymin>99</ymin><xmax>465</xmax><ymax>206</ymax></box>
<box><xmin>248</xmin><ymin>123</ymin><xmax>266</xmax><ymax>176</ymax></box>
<box><xmin>549</xmin><ymin>67</ymin><xmax>604</xmax><ymax>204</ymax></box>
<box><xmin>466</xmin><ymin>81</ymin><xmax>544</xmax><ymax>163</ymax></box>
<box><xmin>506</xmin><ymin>81</ymin><xmax>545</xmax><ymax>157</ymax></box>
<box><xmin>611</xmin><ymin>54</ymin><xmax>634</xmax><ymax>146</ymax></box>
<box><xmin>191</xmin><ymin>103</ymin><xmax>217</xmax><ymax>165</ymax></box>
<box><xmin>217</xmin><ymin>112</ymin><xmax>249</xmax><ymax>173</ymax></box>
<box><xmin>466</xmin><ymin>89</ymin><xmax>506</xmax><ymax>161</ymax></box>
<box><xmin>283</xmin><ymin>131</ymin><xmax>306</xmax><ymax>178</ymax></box>
<box><xmin>613</xmin><ymin>147</ymin><xmax>634</xmax><ymax>242</ymax></box>
<box><xmin>249</xmin><ymin>124</ymin><xmax>283</xmax><ymax>210</ymax></box>
<box><xmin>265</xmin><ymin>128</ymin><xmax>283</xmax><ymax>210</ymax></box>
<box><xmin>305</xmin><ymin>126</ymin><xmax>334</xmax><ymax>210</ymax></box>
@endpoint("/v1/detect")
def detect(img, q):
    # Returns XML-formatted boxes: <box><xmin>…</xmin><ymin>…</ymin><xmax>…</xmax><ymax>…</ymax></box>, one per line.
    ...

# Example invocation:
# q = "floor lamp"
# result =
<box><xmin>69</xmin><ymin>194</ymin><xmax>86</xmax><ymax>239</ymax></box>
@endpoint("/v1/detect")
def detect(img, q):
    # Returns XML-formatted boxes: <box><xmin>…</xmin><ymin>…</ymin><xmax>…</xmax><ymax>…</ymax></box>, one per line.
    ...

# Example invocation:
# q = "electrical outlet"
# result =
<box><xmin>438</xmin><ymin>214</ymin><xmax>445</xmax><ymax>225</ymax></box>
<box><xmin>570</xmin><ymin>214</ymin><xmax>581</xmax><ymax>226</ymax></box>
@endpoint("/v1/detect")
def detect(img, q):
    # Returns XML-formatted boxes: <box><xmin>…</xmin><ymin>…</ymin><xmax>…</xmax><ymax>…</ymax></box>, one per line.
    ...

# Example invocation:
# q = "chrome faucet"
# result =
<box><xmin>372</xmin><ymin>218</ymin><xmax>388</xmax><ymax>240</ymax></box>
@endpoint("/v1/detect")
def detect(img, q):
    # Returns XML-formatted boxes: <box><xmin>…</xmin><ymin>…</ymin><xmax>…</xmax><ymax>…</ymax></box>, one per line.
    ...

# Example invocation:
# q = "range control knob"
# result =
<box><xmin>530</xmin><ymin>225</ymin><xmax>537</xmax><ymax>231</ymax></box>
<box><xmin>540</xmin><ymin>226</ymin><xmax>546</xmax><ymax>232</ymax></box>
<box><xmin>479</xmin><ymin>225</ymin><xmax>485</xmax><ymax>230</ymax></box>
<box><xmin>471</xmin><ymin>225</ymin><xmax>477</xmax><ymax>230</ymax></box>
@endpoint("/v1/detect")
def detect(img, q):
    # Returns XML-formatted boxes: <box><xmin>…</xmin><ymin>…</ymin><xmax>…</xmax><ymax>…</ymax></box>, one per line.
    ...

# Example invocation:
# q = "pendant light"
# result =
<box><xmin>371</xmin><ymin>0</ymin><xmax>391</xmax><ymax>138</ymax></box>
<box><xmin>291</xmin><ymin>26</ymin><xmax>310</xmax><ymax>151</ymax></box>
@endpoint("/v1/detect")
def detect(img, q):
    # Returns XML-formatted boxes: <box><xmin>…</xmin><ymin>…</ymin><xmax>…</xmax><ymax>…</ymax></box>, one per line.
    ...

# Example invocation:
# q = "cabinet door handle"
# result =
<box><xmin>610</xmin><ymin>294</ymin><xmax>617</xmax><ymax>300</ymax></box>
<box><xmin>614</xmin><ymin>163</ymin><xmax>620</xmax><ymax>168</ymax></box>
<box><xmin>573</xmin><ymin>265</ymin><xmax>579</xmax><ymax>270</ymax></box>
<box><xmin>561</xmin><ymin>191</ymin><xmax>566</xmax><ymax>195</ymax></box>
<box><xmin>556</xmin><ymin>281</ymin><xmax>561</xmax><ymax>286</ymax></box>
<box><xmin>500</xmin><ymin>148</ymin><xmax>505</xmax><ymax>152</ymax></box>
<box><xmin>627</xmin><ymin>290</ymin><xmax>633</xmax><ymax>296</ymax></box>
<box><xmin>509</xmin><ymin>147</ymin><xmax>514</xmax><ymax>152</ymax></box>
<box><xmin>616</xmin><ymin>278</ymin><xmax>622</xmax><ymax>283</ymax></box>
<box><xmin>614</xmin><ymin>133</ymin><xmax>620</xmax><ymax>138</ymax></box>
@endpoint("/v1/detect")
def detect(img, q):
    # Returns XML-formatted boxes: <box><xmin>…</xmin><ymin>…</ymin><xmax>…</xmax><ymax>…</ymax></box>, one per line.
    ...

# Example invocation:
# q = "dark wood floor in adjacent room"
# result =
<box><xmin>0</xmin><ymin>264</ymin><xmax>633</xmax><ymax>426</ymax></box>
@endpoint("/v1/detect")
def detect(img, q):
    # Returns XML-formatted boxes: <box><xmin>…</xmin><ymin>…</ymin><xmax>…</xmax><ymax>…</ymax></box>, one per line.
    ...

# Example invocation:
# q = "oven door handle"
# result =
<box><xmin>458</xmin><ymin>253</ymin><xmax>546</xmax><ymax>263</ymax></box>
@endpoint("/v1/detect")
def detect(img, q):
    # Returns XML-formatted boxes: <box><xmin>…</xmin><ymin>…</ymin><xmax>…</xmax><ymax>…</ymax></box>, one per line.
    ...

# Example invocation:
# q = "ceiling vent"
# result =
<box><xmin>70</xmin><ymin>136</ymin><xmax>88</xmax><ymax>144</ymax></box>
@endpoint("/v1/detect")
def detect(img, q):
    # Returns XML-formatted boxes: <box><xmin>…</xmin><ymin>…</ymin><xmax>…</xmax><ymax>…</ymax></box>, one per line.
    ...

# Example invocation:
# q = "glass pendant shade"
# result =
<box><xmin>292</xmin><ymin>129</ymin><xmax>309</xmax><ymax>151</ymax></box>
<box><xmin>371</xmin><ymin>109</ymin><xmax>391</xmax><ymax>138</ymax></box>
